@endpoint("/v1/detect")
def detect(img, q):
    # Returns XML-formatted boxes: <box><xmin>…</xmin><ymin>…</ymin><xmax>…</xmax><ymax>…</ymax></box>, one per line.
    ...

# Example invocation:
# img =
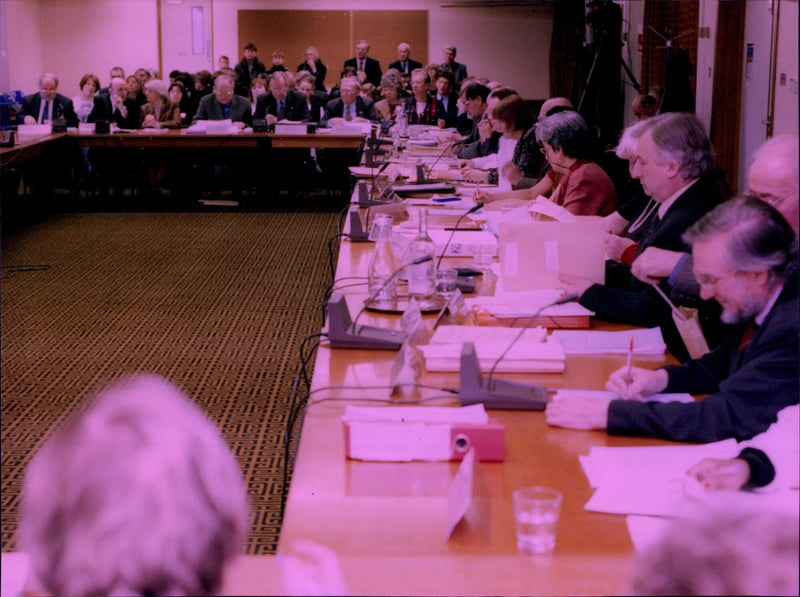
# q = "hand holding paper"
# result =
<box><xmin>605</xmin><ymin>366</ymin><xmax>669</xmax><ymax>401</ymax></box>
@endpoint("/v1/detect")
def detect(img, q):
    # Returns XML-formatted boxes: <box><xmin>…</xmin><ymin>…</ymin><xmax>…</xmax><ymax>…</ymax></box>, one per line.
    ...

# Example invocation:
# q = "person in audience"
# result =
<box><xmin>19</xmin><ymin>374</ymin><xmax>248</xmax><ymax>597</ymax></box>
<box><xmin>248</xmin><ymin>76</ymin><xmax>268</xmax><ymax>115</ymax></box>
<box><xmin>168</xmin><ymin>81</ymin><xmax>194</xmax><ymax>126</ymax></box>
<box><xmin>193</xmin><ymin>74</ymin><xmax>252</xmax><ymax>128</ymax></box>
<box><xmin>547</xmin><ymin>196</ymin><xmax>799</xmax><ymax>442</ymax></box>
<box><xmin>295</xmin><ymin>72</ymin><xmax>326</xmax><ymax>123</ymax></box>
<box><xmin>389</xmin><ymin>42</ymin><xmax>422</xmax><ymax>76</ymax></box>
<box><xmin>134</xmin><ymin>67</ymin><xmax>150</xmax><ymax>86</ymax></box>
<box><xmin>125</xmin><ymin>75</ymin><xmax>146</xmax><ymax>107</ymax></box>
<box><xmin>453</xmin><ymin>83</ymin><xmax>495</xmax><ymax>159</ymax></box>
<box><xmin>359</xmin><ymin>82</ymin><xmax>377</xmax><ymax>102</ymax></box>
<box><xmin>344</xmin><ymin>40</ymin><xmax>382</xmax><ymax>87</ymax></box>
<box><xmin>18</xmin><ymin>73</ymin><xmax>78</xmax><ymax>126</ymax></box>
<box><xmin>403</xmin><ymin>68</ymin><xmax>444</xmax><ymax>126</ymax></box>
<box><xmin>98</xmin><ymin>66</ymin><xmax>124</xmax><ymax>95</ymax></box>
<box><xmin>194</xmin><ymin>70</ymin><xmax>213</xmax><ymax>99</ymax></box>
<box><xmin>374</xmin><ymin>70</ymin><xmax>404</xmax><ymax>122</ymax></box>
<box><xmin>234</xmin><ymin>42</ymin><xmax>267</xmax><ymax>97</ymax></box>
<box><xmin>88</xmin><ymin>76</ymin><xmax>141</xmax><ymax>128</ymax></box>
<box><xmin>630</xmin><ymin>511</ymin><xmax>799</xmax><ymax>596</ymax></box>
<box><xmin>537</xmin><ymin>96</ymin><xmax>573</xmax><ymax>122</ymax></box>
<box><xmin>632</xmin><ymin>93</ymin><xmax>659</xmax><ymax>120</ymax></box>
<box><xmin>72</xmin><ymin>73</ymin><xmax>100</xmax><ymax>123</ymax></box>
<box><xmin>254</xmin><ymin>71</ymin><xmax>309</xmax><ymax>124</ymax></box>
<box><xmin>687</xmin><ymin>403</ymin><xmax>798</xmax><ymax>492</ymax></box>
<box><xmin>434</xmin><ymin>72</ymin><xmax>459</xmax><ymax>129</ymax></box>
<box><xmin>632</xmin><ymin>134</ymin><xmax>800</xmax><ymax>298</ymax></box>
<box><xmin>218</xmin><ymin>55</ymin><xmax>230</xmax><ymax>70</ymax></box>
<box><xmin>297</xmin><ymin>46</ymin><xmax>327</xmax><ymax>90</ymax></box>
<box><xmin>140</xmin><ymin>79</ymin><xmax>181</xmax><ymax>129</ymax></box>
<box><xmin>320</xmin><ymin>77</ymin><xmax>379</xmax><ymax>127</ymax></box>
<box><xmin>425</xmin><ymin>63</ymin><xmax>443</xmax><ymax>86</ymax></box>
<box><xmin>440</xmin><ymin>44</ymin><xmax>468</xmax><ymax>92</ymax></box>
<box><xmin>266</xmin><ymin>50</ymin><xmax>288</xmax><ymax>75</ymax></box>
<box><xmin>533</xmin><ymin>110</ymin><xmax>617</xmax><ymax>213</ymax></box>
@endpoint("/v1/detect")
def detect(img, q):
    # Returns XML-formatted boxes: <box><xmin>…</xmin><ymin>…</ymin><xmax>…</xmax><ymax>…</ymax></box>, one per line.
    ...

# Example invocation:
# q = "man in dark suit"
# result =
<box><xmin>87</xmin><ymin>77</ymin><xmax>140</xmax><ymax>128</ymax></box>
<box><xmin>98</xmin><ymin>66</ymin><xmax>125</xmax><ymax>96</ymax></box>
<box><xmin>319</xmin><ymin>77</ymin><xmax>379</xmax><ymax>127</ymax></box>
<box><xmin>254</xmin><ymin>72</ymin><xmax>309</xmax><ymax>123</ymax></box>
<box><xmin>561</xmin><ymin>113</ymin><xmax>724</xmax><ymax>361</ymax></box>
<box><xmin>434</xmin><ymin>72</ymin><xmax>459</xmax><ymax>129</ymax></box>
<box><xmin>193</xmin><ymin>75</ymin><xmax>252</xmax><ymax>128</ymax></box>
<box><xmin>344</xmin><ymin>40</ymin><xmax>382</xmax><ymax>87</ymax></box>
<box><xmin>440</xmin><ymin>45</ymin><xmax>468</xmax><ymax>92</ymax></box>
<box><xmin>234</xmin><ymin>42</ymin><xmax>267</xmax><ymax>97</ymax></box>
<box><xmin>547</xmin><ymin>197</ymin><xmax>799</xmax><ymax>444</ymax></box>
<box><xmin>17</xmin><ymin>73</ymin><xmax>78</xmax><ymax>127</ymax></box>
<box><xmin>388</xmin><ymin>42</ymin><xmax>423</xmax><ymax>76</ymax></box>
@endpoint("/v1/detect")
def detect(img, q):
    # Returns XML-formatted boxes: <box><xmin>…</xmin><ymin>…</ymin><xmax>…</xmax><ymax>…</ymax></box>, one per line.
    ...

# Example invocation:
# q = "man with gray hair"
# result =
<box><xmin>632</xmin><ymin>134</ymin><xmax>799</xmax><ymax>297</ymax></box>
<box><xmin>389</xmin><ymin>42</ymin><xmax>422</xmax><ymax>76</ymax></box>
<box><xmin>18</xmin><ymin>73</ymin><xmax>78</xmax><ymax>126</ymax></box>
<box><xmin>548</xmin><ymin>196</ymin><xmax>798</xmax><ymax>442</ymax></box>
<box><xmin>441</xmin><ymin>44</ymin><xmax>468</xmax><ymax>91</ymax></box>
<box><xmin>561</xmin><ymin>112</ymin><xmax>724</xmax><ymax>360</ymax></box>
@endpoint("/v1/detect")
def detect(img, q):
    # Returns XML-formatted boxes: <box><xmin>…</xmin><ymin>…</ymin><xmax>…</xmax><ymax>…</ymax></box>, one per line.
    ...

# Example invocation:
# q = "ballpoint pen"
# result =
<box><xmin>625</xmin><ymin>338</ymin><xmax>634</xmax><ymax>387</ymax></box>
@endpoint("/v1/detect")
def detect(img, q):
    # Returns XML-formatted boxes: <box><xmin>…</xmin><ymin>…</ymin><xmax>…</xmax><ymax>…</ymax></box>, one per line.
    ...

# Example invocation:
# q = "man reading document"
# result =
<box><xmin>546</xmin><ymin>197</ymin><xmax>798</xmax><ymax>443</ymax></box>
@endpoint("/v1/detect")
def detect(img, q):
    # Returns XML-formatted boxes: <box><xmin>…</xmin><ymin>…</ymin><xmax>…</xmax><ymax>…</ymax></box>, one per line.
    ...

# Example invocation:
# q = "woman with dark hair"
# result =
<box><xmin>73</xmin><ymin>73</ymin><xmax>100</xmax><ymax>123</ymax></box>
<box><xmin>168</xmin><ymin>81</ymin><xmax>195</xmax><ymax>127</ymax></box>
<box><xmin>462</xmin><ymin>94</ymin><xmax>541</xmax><ymax>190</ymax></box>
<box><xmin>535</xmin><ymin>110</ymin><xmax>617</xmax><ymax>216</ymax></box>
<box><xmin>125</xmin><ymin>75</ymin><xmax>146</xmax><ymax>107</ymax></box>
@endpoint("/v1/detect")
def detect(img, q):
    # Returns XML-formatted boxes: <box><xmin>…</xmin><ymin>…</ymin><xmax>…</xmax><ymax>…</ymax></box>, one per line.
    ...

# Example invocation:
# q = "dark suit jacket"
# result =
<box><xmin>435</xmin><ymin>92</ymin><xmax>459</xmax><ymax>129</ymax></box>
<box><xmin>579</xmin><ymin>176</ymin><xmax>724</xmax><ymax>359</ymax></box>
<box><xmin>441</xmin><ymin>61</ymin><xmax>468</xmax><ymax>88</ymax></box>
<box><xmin>234</xmin><ymin>57</ymin><xmax>267</xmax><ymax>97</ymax></box>
<box><xmin>607</xmin><ymin>262</ymin><xmax>799</xmax><ymax>442</ymax></box>
<box><xmin>87</xmin><ymin>95</ymin><xmax>140</xmax><ymax>129</ymax></box>
<box><xmin>193</xmin><ymin>94</ymin><xmax>252</xmax><ymax>126</ymax></box>
<box><xmin>297</xmin><ymin>60</ymin><xmax>327</xmax><ymax>89</ymax></box>
<box><xmin>344</xmin><ymin>57</ymin><xmax>382</xmax><ymax>86</ymax></box>
<box><xmin>18</xmin><ymin>93</ymin><xmax>78</xmax><ymax>127</ymax></box>
<box><xmin>254</xmin><ymin>89</ymin><xmax>309</xmax><ymax>121</ymax></box>
<box><xmin>455</xmin><ymin>120</ymin><xmax>500</xmax><ymax>159</ymax></box>
<box><xmin>320</xmin><ymin>96</ymin><xmax>380</xmax><ymax>127</ymax></box>
<box><xmin>388</xmin><ymin>59</ymin><xmax>423</xmax><ymax>75</ymax></box>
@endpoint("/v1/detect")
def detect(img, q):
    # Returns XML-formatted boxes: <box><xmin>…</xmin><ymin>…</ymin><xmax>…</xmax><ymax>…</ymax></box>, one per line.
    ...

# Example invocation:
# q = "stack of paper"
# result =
<box><xmin>420</xmin><ymin>325</ymin><xmax>564</xmax><ymax>373</ymax></box>
<box><xmin>428</xmin><ymin>229</ymin><xmax>497</xmax><ymax>257</ymax></box>
<box><xmin>465</xmin><ymin>288</ymin><xmax>593</xmax><ymax>328</ymax></box>
<box><xmin>550</xmin><ymin>327</ymin><xmax>666</xmax><ymax>355</ymax></box>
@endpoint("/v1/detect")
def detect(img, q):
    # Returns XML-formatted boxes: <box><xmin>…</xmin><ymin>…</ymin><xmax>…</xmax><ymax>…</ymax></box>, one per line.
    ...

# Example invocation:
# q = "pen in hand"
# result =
<box><xmin>625</xmin><ymin>338</ymin><xmax>634</xmax><ymax>388</ymax></box>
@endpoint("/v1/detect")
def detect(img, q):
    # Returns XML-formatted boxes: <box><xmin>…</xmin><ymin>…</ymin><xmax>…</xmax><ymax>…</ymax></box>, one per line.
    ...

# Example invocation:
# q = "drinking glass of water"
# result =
<box><xmin>512</xmin><ymin>486</ymin><xmax>562</xmax><ymax>554</ymax></box>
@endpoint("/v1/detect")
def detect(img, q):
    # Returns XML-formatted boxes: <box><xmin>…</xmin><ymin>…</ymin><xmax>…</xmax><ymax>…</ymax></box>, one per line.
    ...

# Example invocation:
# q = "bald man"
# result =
<box><xmin>632</xmin><ymin>135</ymin><xmax>799</xmax><ymax>302</ymax></box>
<box><xmin>389</xmin><ymin>42</ymin><xmax>422</xmax><ymax>76</ymax></box>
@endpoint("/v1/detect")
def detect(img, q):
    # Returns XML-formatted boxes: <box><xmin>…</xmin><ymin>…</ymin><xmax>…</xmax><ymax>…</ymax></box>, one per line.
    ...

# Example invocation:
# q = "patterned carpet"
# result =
<box><xmin>1</xmin><ymin>205</ymin><xmax>339</xmax><ymax>554</ymax></box>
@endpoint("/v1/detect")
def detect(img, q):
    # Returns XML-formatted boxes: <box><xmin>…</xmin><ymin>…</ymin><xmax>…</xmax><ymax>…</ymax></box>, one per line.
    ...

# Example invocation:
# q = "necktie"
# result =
<box><xmin>359</xmin><ymin>59</ymin><xmax>364</xmax><ymax>72</ymax></box>
<box><xmin>224</xmin><ymin>103</ymin><xmax>230</xmax><ymax>119</ymax></box>
<box><xmin>402</xmin><ymin>62</ymin><xmax>407</xmax><ymax>73</ymax></box>
<box><xmin>345</xmin><ymin>104</ymin><xmax>353</xmax><ymax>121</ymax></box>
<box><xmin>41</xmin><ymin>100</ymin><xmax>50</xmax><ymax>123</ymax></box>
<box><xmin>277</xmin><ymin>100</ymin><xmax>285</xmax><ymax>120</ymax></box>
<box><xmin>736</xmin><ymin>320</ymin><xmax>757</xmax><ymax>368</ymax></box>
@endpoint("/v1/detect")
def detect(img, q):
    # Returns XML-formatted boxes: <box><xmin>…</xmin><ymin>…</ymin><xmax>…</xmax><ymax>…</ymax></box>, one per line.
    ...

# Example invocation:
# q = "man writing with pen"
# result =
<box><xmin>546</xmin><ymin>196</ymin><xmax>798</xmax><ymax>443</ymax></box>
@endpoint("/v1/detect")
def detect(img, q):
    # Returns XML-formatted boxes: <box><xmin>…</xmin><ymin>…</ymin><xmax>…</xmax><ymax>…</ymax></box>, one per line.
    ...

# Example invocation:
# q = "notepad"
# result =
<box><xmin>550</xmin><ymin>327</ymin><xmax>667</xmax><ymax>355</ymax></box>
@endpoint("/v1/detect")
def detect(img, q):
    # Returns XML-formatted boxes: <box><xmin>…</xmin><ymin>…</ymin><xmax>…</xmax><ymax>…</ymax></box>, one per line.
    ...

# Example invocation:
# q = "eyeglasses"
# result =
<box><xmin>693</xmin><ymin>269</ymin><xmax>739</xmax><ymax>289</ymax></box>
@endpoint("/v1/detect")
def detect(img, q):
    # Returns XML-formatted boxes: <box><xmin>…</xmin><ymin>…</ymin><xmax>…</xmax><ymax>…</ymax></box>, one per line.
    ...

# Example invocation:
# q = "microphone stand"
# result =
<box><xmin>436</xmin><ymin>203</ymin><xmax>484</xmax><ymax>270</ymax></box>
<box><xmin>458</xmin><ymin>293</ymin><xmax>578</xmax><ymax>410</ymax></box>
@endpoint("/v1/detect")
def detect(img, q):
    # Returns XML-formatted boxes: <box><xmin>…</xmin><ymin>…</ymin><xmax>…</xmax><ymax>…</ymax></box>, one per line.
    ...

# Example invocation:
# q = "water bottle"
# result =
<box><xmin>395</xmin><ymin>105</ymin><xmax>408</xmax><ymax>137</ymax></box>
<box><xmin>368</xmin><ymin>214</ymin><xmax>397</xmax><ymax>304</ymax></box>
<box><xmin>406</xmin><ymin>209</ymin><xmax>436</xmax><ymax>304</ymax></box>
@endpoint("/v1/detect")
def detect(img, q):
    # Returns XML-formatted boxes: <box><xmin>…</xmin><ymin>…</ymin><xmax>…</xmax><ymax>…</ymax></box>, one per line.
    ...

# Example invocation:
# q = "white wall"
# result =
<box><xmin>773</xmin><ymin>0</ymin><xmax>798</xmax><ymax>136</ymax></box>
<box><xmin>4</xmin><ymin>0</ymin><xmax>160</xmax><ymax>98</ymax></box>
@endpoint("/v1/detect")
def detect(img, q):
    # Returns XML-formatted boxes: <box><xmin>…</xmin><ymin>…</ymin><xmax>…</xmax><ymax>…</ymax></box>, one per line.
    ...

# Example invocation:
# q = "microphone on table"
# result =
<box><xmin>413</xmin><ymin>139</ymin><xmax>459</xmax><ymax>185</ymax></box>
<box><xmin>326</xmin><ymin>255</ymin><xmax>434</xmax><ymax>350</ymax></box>
<box><xmin>436</xmin><ymin>203</ymin><xmax>484</xmax><ymax>270</ymax></box>
<box><xmin>458</xmin><ymin>293</ymin><xmax>579</xmax><ymax>410</ymax></box>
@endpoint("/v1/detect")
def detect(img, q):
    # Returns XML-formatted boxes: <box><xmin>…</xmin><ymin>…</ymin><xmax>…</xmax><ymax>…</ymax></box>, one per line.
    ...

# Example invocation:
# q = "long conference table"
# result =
<box><xmin>221</xmin><ymin>192</ymin><xmax>685</xmax><ymax>595</ymax></box>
